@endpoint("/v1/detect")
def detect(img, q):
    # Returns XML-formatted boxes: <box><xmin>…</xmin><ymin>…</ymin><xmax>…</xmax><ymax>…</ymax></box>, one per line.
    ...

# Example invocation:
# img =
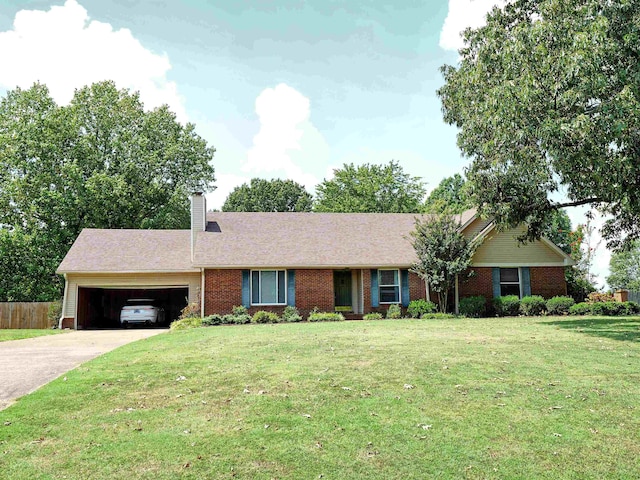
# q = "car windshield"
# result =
<box><xmin>125</xmin><ymin>298</ymin><xmax>156</xmax><ymax>306</ymax></box>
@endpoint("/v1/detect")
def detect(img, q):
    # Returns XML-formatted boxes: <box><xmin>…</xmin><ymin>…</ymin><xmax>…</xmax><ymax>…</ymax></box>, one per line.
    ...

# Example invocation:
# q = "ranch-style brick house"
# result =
<box><xmin>57</xmin><ymin>193</ymin><xmax>574</xmax><ymax>329</ymax></box>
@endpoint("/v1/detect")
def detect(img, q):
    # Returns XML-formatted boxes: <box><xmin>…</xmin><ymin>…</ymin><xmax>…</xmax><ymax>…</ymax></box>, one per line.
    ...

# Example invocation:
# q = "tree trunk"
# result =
<box><xmin>438</xmin><ymin>289</ymin><xmax>449</xmax><ymax>313</ymax></box>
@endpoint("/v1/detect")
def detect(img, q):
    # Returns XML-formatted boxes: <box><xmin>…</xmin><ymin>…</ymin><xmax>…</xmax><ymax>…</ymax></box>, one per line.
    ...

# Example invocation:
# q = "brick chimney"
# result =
<box><xmin>191</xmin><ymin>192</ymin><xmax>206</xmax><ymax>261</ymax></box>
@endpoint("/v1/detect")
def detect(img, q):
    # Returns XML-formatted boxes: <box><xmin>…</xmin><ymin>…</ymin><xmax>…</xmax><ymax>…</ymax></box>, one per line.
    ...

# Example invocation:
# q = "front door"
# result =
<box><xmin>334</xmin><ymin>271</ymin><xmax>352</xmax><ymax>311</ymax></box>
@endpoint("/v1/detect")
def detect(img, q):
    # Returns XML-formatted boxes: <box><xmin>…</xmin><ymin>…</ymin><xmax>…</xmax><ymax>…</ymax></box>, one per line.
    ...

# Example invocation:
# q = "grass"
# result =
<box><xmin>0</xmin><ymin>329</ymin><xmax>65</xmax><ymax>342</ymax></box>
<box><xmin>1</xmin><ymin>316</ymin><xmax>638</xmax><ymax>479</ymax></box>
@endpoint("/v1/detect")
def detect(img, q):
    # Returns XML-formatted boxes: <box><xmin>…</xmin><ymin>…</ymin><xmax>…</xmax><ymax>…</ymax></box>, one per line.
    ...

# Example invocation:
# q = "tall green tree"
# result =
<box><xmin>314</xmin><ymin>160</ymin><xmax>426</xmax><ymax>213</ymax></box>
<box><xmin>438</xmin><ymin>0</ymin><xmax>640</xmax><ymax>250</ymax></box>
<box><xmin>544</xmin><ymin>209</ymin><xmax>573</xmax><ymax>255</ymax></box>
<box><xmin>410</xmin><ymin>215</ymin><xmax>481</xmax><ymax>313</ymax></box>
<box><xmin>0</xmin><ymin>81</ymin><xmax>216</xmax><ymax>301</ymax></box>
<box><xmin>607</xmin><ymin>242</ymin><xmax>640</xmax><ymax>291</ymax></box>
<box><xmin>423</xmin><ymin>174</ymin><xmax>473</xmax><ymax>214</ymax></box>
<box><xmin>222</xmin><ymin>178</ymin><xmax>313</xmax><ymax>212</ymax></box>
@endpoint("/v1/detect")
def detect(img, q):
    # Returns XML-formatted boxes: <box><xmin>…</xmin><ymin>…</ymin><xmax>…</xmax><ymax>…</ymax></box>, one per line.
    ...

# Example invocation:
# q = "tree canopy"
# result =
<box><xmin>438</xmin><ymin>0</ymin><xmax>640</xmax><ymax>250</ymax></box>
<box><xmin>423</xmin><ymin>174</ymin><xmax>473</xmax><ymax>214</ymax></box>
<box><xmin>410</xmin><ymin>215</ymin><xmax>481</xmax><ymax>313</ymax></box>
<box><xmin>425</xmin><ymin>174</ymin><xmax>574</xmax><ymax>253</ymax></box>
<box><xmin>222</xmin><ymin>178</ymin><xmax>313</xmax><ymax>212</ymax></box>
<box><xmin>607</xmin><ymin>242</ymin><xmax>640</xmax><ymax>291</ymax></box>
<box><xmin>0</xmin><ymin>81</ymin><xmax>215</xmax><ymax>301</ymax></box>
<box><xmin>314</xmin><ymin>160</ymin><xmax>426</xmax><ymax>213</ymax></box>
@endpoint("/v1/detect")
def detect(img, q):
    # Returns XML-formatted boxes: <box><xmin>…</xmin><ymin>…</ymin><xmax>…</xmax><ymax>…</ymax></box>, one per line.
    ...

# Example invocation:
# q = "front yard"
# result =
<box><xmin>1</xmin><ymin>316</ymin><xmax>638</xmax><ymax>479</ymax></box>
<box><xmin>0</xmin><ymin>329</ymin><xmax>65</xmax><ymax>342</ymax></box>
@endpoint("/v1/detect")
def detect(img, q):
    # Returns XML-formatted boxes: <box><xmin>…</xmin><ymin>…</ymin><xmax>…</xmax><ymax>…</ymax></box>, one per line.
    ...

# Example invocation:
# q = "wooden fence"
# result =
<box><xmin>0</xmin><ymin>302</ymin><xmax>54</xmax><ymax>329</ymax></box>
<box><xmin>628</xmin><ymin>291</ymin><xmax>640</xmax><ymax>304</ymax></box>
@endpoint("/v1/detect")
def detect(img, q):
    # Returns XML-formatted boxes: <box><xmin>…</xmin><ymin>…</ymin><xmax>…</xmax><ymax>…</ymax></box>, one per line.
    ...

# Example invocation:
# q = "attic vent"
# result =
<box><xmin>205</xmin><ymin>221</ymin><xmax>221</xmax><ymax>232</ymax></box>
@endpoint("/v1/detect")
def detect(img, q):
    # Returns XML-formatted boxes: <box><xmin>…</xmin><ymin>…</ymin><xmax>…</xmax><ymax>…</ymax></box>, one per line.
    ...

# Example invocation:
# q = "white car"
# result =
<box><xmin>120</xmin><ymin>299</ymin><xmax>165</xmax><ymax>327</ymax></box>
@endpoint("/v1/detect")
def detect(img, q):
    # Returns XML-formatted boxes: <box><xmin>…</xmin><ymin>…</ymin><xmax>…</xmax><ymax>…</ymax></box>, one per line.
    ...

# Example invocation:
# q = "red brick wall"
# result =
<box><xmin>203</xmin><ymin>268</ymin><xmax>335</xmax><ymax>318</ymax></box>
<box><xmin>409</xmin><ymin>272</ymin><xmax>425</xmax><ymax>302</ymax></box>
<box><xmin>530</xmin><ymin>267</ymin><xmax>567</xmax><ymax>298</ymax></box>
<box><xmin>362</xmin><ymin>269</ymin><xmax>372</xmax><ymax>311</ymax></box>
<box><xmin>459</xmin><ymin>267</ymin><xmax>494</xmax><ymax>299</ymax></box>
<box><xmin>204</xmin><ymin>269</ymin><xmax>243</xmax><ymax>315</ymax></box>
<box><xmin>361</xmin><ymin>269</ymin><xmax>425</xmax><ymax>315</ymax></box>
<box><xmin>203</xmin><ymin>267</ymin><xmax>538</xmax><ymax>318</ymax></box>
<box><xmin>61</xmin><ymin>317</ymin><xmax>74</xmax><ymax>329</ymax></box>
<box><xmin>294</xmin><ymin>269</ymin><xmax>334</xmax><ymax>317</ymax></box>
<box><xmin>458</xmin><ymin>266</ymin><xmax>567</xmax><ymax>300</ymax></box>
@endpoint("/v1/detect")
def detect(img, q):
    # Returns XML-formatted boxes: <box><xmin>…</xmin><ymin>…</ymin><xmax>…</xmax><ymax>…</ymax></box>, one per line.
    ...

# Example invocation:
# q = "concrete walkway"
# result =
<box><xmin>0</xmin><ymin>329</ymin><xmax>167</xmax><ymax>410</ymax></box>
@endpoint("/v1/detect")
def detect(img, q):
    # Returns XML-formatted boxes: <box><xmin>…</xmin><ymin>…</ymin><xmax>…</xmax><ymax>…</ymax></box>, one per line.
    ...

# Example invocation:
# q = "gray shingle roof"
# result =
<box><xmin>57</xmin><ymin>210</ymin><xmax>478</xmax><ymax>273</ymax></box>
<box><xmin>192</xmin><ymin>210</ymin><xmax>477</xmax><ymax>268</ymax></box>
<box><xmin>57</xmin><ymin>229</ymin><xmax>197</xmax><ymax>273</ymax></box>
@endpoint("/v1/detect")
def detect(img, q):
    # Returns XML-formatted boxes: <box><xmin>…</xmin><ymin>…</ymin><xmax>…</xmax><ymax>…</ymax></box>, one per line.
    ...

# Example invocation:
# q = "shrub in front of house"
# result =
<box><xmin>202</xmin><ymin>314</ymin><xmax>223</xmax><ymax>326</ymax></box>
<box><xmin>170</xmin><ymin>317</ymin><xmax>204</xmax><ymax>331</ymax></box>
<box><xmin>363</xmin><ymin>312</ymin><xmax>383</xmax><ymax>320</ymax></box>
<box><xmin>459</xmin><ymin>296</ymin><xmax>486</xmax><ymax>317</ymax></box>
<box><xmin>179</xmin><ymin>302</ymin><xmax>200</xmax><ymax>320</ymax></box>
<box><xmin>604</xmin><ymin>301</ymin><xmax>626</xmax><ymax>316</ymax></box>
<box><xmin>308</xmin><ymin>312</ymin><xmax>345</xmax><ymax>322</ymax></box>
<box><xmin>233</xmin><ymin>305</ymin><xmax>249</xmax><ymax>316</ymax></box>
<box><xmin>223</xmin><ymin>305</ymin><xmax>252</xmax><ymax>324</ymax></box>
<box><xmin>569</xmin><ymin>301</ymin><xmax>639</xmax><ymax>316</ymax></box>
<box><xmin>519</xmin><ymin>295</ymin><xmax>546</xmax><ymax>316</ymax></box>
<box><xmin>546</xmin><ymin>296</ymin><xmax>575</xmax><ymax>315</ymax></box>
<box><xmin>568</xmin><ymin>302</ymin><xmax>591</xmax><ymax>315</ymax></box>
<box><xmin>282</xmin><ymin>306</ymin><xmax>303</xmax><ymax>322</ymax></box>
<box><xmin>47</xmin><ymin>299</ymin><xmax>63</xmax><ymax>329</ymax></box>
<box><xmin>252</xmin><ymin>311</ymin><xmax>280</xmax><ymax>324</ymax></box>
<box><xmin>624</xmin><ymin>301</ymin><xmax>640</xmax><ymax>315</ymax></box>
<box><xmin>407</xmin><ymin>299</ymin><xmax>437</xmax><ymax>318</ymax></box>
<box><xmin>223</xmin><ymin>313</ymin><xmax>251</xmax><ymax>324</ymax></box>
<box><xmin>493</xmin><ymin>295</ymin><xmax>520</xmax><ymax>316</ymax></box>
<box><xmin>386</xmin><ymin>304</ymin><xmax>403</xmax><ymax>319</ymax></box>
<box><xmin>586</xmin><ymin>292</ymin><xmax>616</xmax><ymax>303</ymax></box>
<box><xmin>589</xmin><ymin>301</ymin><xmax>625</xmax><ymax>316</ymax></box>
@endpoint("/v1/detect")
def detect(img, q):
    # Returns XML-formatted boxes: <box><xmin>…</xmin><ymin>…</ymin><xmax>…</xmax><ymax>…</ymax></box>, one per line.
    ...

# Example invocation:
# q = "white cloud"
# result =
<box><xmin>439</xmin><ymin>0</ymin><xmax>507</xmax><ymax>51</ymax></box>
<box><xmin>205</xmin><ymin>173</ymin><xmax>251</xmax><ymax>211</ymax></box>
<box><xmin>244</xmin><ymin>83</ymin><xmax>329</xmax><ymax>190</ymax></box>
<box><xmin>0</xmin><ymin>0</ymin><xmax>187</xmax><ymax>122</ymax></box>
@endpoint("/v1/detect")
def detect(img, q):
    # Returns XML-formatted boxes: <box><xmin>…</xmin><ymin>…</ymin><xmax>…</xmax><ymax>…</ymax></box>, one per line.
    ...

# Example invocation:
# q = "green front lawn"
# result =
<box><xmin>1</xmin><ymin>317</ymin><xmax>638</xmax><ymax>479</ymax></box>
<box><xmin>0</xmin><ymin>329</ymin><xmax>65</xmax><ymax>342</ymax></box>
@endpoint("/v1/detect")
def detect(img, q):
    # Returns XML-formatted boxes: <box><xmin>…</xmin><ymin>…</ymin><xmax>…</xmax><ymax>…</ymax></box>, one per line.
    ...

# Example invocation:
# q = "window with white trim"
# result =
<box><xmin>500</xmin><ymin>268</ymin><xmax>521</xmax><ymax>297</ymax></box>
<box><xmin>251</xmin><ymin>270</ymin><xmax>286</xmax><ymax>305</ymax></box>
<box><xmin>379</xmin><ymin>269</ymin><xmax>400</xmax><ymax>304</ymax></box>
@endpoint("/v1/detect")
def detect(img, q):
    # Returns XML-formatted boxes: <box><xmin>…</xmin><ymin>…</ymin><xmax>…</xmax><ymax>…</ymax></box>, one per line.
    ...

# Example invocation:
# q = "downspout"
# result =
<box><xmin>59</xmin><ymin>273</ymin><xmax>68</xmax><ymax>329</ymax></box>
<box><xmin>200</xmin><ymin>268</ymin><xmax>205</xmax><ymax>317</ymax></box>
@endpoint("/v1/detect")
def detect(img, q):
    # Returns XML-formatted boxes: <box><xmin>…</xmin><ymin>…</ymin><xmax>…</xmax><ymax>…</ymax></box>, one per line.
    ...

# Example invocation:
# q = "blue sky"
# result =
<box><xmin>0</xmin><ymin>0</ymin><xmax>612</xmax><ymax>286</ymax></box>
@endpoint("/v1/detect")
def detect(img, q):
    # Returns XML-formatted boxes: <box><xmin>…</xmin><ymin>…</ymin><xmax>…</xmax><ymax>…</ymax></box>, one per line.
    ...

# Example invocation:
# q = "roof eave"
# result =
<box><xmin>192</xmin><ymin>264</ymin><xmax>416</xmax><ymax>270</ymax></box>
<box><xmin>57</xmin><ymin>269</ymin><xmax>201</xmax><ymax>275</ymax></box>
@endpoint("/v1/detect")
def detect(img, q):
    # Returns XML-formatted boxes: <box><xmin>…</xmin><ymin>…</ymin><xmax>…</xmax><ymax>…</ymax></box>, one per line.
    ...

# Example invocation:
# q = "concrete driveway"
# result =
<box><xmin>0</xmin><ymin>329</ymin><xmax>167</xmax><ymax>410</ymax></box>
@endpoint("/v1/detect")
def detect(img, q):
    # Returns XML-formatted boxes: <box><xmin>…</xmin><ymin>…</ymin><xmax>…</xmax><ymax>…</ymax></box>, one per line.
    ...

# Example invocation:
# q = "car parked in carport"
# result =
<box><xmin>120</xmin><ymin>299</ymin><xmax>165</xmax><ymax>327</ymax></box>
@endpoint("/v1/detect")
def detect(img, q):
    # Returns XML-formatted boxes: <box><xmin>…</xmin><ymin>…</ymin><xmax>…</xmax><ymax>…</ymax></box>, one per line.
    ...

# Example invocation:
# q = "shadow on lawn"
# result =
<box><xmin>540</xmin><ymin>317</ymin><xmax>640</xmax><ymax>342</ymax></box>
